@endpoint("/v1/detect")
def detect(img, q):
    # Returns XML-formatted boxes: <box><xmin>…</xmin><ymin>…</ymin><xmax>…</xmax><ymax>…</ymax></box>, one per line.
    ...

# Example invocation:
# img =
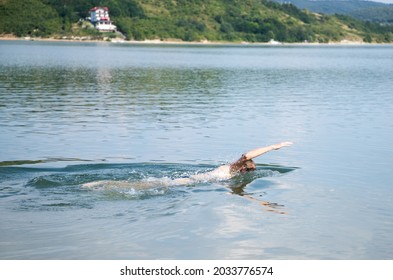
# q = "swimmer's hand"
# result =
<box><xmin>273</xmin><ymin>141</ymin><xmax>293</xmax><ymax>150</ymax></box>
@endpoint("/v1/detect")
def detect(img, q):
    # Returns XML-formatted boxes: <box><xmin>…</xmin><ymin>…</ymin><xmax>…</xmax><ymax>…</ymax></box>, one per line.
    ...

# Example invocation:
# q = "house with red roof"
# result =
<box><xmin>89</xmin><ymin>7</ymin><xmax>116</xmax><ymax>32</ymax></box>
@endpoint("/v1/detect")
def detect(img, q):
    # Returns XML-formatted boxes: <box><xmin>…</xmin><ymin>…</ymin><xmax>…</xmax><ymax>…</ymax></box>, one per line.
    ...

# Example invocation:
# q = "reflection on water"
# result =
<box><xmin>1</xmin><ymin>41</ymin><xmax>393</xmax><ymax>259</ymax></box>
<box><xmin>229</xmin><ymin>177</ymin><xmax>287</xmax><ymax>214</ymax></box>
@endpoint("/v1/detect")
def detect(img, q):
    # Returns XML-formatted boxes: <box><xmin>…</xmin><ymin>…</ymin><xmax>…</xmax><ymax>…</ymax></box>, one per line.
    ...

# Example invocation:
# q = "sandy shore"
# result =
<box><xmin>1</xmin><ymin>35</ymin><xmax>389</xmax><ymax>46</ymax></box>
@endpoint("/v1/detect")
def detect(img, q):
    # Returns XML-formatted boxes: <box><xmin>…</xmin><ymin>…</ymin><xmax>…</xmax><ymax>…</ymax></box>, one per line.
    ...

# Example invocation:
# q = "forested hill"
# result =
<box><xmin>1</xmin><ymin>0</ymin><xmax>393</xmax><ymax>43</ymax></box>
<box><xmin>272</xmin><ymin>0</ymin><xmax>393</xmax><ymax>24</ymax></box>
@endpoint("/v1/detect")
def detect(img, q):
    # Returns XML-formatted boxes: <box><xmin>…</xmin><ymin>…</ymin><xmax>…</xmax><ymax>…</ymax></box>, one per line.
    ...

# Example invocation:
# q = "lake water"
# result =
<box><xmin>0</xmin><ymin>40</ymin><xmax>392</xmax><ymax>259</ymax></box>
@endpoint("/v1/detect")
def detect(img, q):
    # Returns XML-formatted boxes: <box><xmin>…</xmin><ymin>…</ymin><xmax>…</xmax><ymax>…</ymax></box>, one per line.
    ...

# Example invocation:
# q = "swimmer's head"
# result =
<box><xmin>239</xmin><ymin>160</ymin><xmax>256</xmax><ymax>173</ymax></box>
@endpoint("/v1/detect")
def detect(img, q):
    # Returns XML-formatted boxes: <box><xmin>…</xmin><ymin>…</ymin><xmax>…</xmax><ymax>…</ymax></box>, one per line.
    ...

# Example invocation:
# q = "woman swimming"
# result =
<box><xmin>173</xmin><ymin>141</ymin><xmax>293</xmax><ymax>184</ymax></box>
<box><xmin>82</xmin><ymin>142</ymin><xmax>293</xmax><ymax>188</ymax></box>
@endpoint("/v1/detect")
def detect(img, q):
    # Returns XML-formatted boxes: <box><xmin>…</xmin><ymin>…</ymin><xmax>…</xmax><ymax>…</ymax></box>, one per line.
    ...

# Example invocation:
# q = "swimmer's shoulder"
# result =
<box><xmin>214</xmin><ymin>165</ymin><xmax>230</xmax><ymax>173</ymax></box>
<box><xmin>210</xmin><ymin>165</ymin><xmax>231</xmax><ymax>179</ymax></box>
<box><xmin>189</xmin><ymin>165</ymin><xmax>231</xmax><ymax>181</ymax></box>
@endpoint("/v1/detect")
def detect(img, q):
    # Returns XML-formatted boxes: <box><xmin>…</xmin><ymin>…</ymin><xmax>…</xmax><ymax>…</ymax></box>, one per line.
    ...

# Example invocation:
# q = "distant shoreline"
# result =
<box><xmin>1</xmin><ymin>35</ymin><xmax>392</xmax><ymax>46</ymax></box>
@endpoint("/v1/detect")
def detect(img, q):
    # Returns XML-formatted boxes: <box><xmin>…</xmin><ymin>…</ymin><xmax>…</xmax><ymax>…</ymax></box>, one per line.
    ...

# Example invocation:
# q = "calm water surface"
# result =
<box><xmin>0</xmin><ymin>41</ymin><xmax>392</xmax><ymax>259</ymax></box>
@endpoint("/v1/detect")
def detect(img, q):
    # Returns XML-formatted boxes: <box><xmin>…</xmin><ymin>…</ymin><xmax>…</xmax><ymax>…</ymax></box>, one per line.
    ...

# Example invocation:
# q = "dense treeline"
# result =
<box><xmin>0</xmin><ymin>0</ymin><xmax>61</xmax><ymax>36</ymax></box>
<box><xmin>1</xmin><ymin>0</ymin><xmax>393</xmax><ymax>43</ymax></box>
<box><xmin>43</xmin><ymin>0</ymin><xmax>144</xmax><ymax>21</ymax></box>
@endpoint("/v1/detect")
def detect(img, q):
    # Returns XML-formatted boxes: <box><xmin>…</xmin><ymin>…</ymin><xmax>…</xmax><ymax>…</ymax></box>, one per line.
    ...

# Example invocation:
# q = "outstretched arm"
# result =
<box><xmin>243</xmin><ymin>142</ymin><xmax>293</xmax><ymax>160</ymax></box>
<box><xmin>229</xmin><ymin>142</ymin><xmax>293</xmax><ymax>173</ymax></box>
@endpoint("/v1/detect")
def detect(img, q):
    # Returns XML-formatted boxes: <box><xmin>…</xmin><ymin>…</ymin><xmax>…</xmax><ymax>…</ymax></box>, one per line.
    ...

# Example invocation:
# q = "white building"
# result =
<box><xmin>89</xmin><ymin>7</ymin><xmax>110</xmax><ymax>23</ymax></box>
<box><xmin>89</xmin><ymin>7</ymin><xmax>116</xmax><ymax>32</ymax></box>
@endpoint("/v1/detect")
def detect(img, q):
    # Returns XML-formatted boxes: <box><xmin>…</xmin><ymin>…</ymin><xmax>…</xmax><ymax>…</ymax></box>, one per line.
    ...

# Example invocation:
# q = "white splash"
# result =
<box><xmin>82</xmin><ymin>165</ymin><xmax>232</xmax><ymax>190</ymax></box>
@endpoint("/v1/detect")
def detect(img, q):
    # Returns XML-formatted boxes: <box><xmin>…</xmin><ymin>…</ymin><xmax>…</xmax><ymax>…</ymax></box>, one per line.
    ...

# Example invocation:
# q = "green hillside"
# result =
<box><xmin>352</xmin><ymin>6</ymin><xmax>393</xmax><ymax>24</ymax></box>
<box><xmin>1</xmin><ymin>0</ymin><xmax>393</xmax><ymax>43</ymax></box>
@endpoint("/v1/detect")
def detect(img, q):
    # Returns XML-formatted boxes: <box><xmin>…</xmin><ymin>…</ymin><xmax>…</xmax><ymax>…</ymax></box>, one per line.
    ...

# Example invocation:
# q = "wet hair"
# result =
<box><xmin>230</xmin><ymin>155</ymin><xmax>256</xmax><ymax>174</ymax></box>
<box><xmin>239</xmin><ymin>160</ymin><xmax>256</xmax><ymax>173</ymax></box>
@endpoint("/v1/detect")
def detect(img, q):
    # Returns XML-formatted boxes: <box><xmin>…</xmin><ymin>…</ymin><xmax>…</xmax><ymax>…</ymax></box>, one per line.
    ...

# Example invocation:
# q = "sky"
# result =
<box><xmin>373</xmin><ymin>0</ymin><xmax>393</xmax><ymax>3</ymax></box>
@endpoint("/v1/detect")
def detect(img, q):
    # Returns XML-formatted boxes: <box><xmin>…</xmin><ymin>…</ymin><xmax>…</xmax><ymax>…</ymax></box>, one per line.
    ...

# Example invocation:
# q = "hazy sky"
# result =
<box><xmin>373</xmin><ymin>0</ymin><xmax>393</xmax><ymax>3</ymax></box>
<box><xmin>371</xmin><ymin>0</ymin><xmax>393</xmax><ymax>4</ymax></box>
